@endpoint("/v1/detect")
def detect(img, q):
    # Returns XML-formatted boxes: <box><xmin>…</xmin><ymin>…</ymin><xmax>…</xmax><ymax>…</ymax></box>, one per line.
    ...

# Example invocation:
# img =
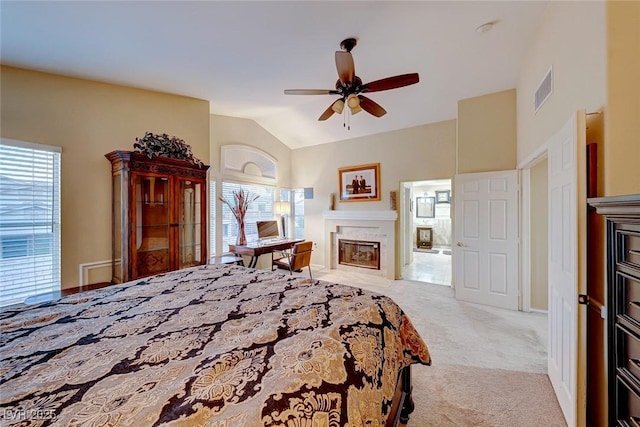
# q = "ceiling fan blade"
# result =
<box><xmin>284</xmin><ymin>89</ymin><xmax>338</xmax><ymax>95</ymax></box>
<box><xmin>335</xmin><ymin>51</ymin><xmax>355</xmax><ymax>85</ymax></box>
<box><xmin>358</xmin><ymin>95</ymin><xmax>387</xmax><ymax>117</ymax></box>
<box><xmin>318</xmin><ymin>103</ymin><xmax>336</xmax><ymax>121</ymax></box>
<box><xmin>361</xmin><ymin>73</ymin><xmax>419</xmax><ymax>93</ymax></box>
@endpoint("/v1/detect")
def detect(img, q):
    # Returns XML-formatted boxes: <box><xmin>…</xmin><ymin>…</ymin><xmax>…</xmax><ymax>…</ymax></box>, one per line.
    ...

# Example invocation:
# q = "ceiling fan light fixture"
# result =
<box><xmin>346</xmin><ymin>93</ymin><xmax>360</xmax><ymax>109</ymax></box>
<box><xmin>331</xmin><ymin>99</ymin><xmax>345</xmax><ymax>114</ymax></box>
<box><xmin>284</xmin><ymin>38</ymin><xmax>420</xmax><ymax>126</ymax></box>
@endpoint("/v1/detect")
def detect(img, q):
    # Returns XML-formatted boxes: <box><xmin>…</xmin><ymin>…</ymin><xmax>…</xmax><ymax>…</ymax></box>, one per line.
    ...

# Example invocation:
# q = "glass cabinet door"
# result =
<box><xmin>178</xmin><ymin>179</ymin><xmax>202</xmax><ymax>269</ymax></box>
<box><xmin>134</xmin><ymin>175</ymin><xmax>170</xmax><ymax>277</ymax></box>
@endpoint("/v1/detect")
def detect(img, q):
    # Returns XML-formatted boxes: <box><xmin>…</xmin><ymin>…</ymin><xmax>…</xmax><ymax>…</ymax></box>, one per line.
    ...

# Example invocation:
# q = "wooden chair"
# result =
<box><xmin>272</xmin><ymin>241</ymin><xmax>313</xmax><ymax>279</ymax></box>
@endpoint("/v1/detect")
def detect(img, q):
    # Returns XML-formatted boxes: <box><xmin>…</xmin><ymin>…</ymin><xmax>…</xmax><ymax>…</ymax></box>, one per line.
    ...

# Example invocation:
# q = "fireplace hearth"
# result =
<box><xmin>339</xmin><ymin>239</ymin><xmax>380</xmax><ymax>270</ymax></box>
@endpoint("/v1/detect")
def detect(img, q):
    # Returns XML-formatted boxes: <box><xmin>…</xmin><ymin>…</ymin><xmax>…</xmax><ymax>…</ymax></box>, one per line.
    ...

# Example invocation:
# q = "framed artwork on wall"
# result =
<box><xmin>416</xmin><ymin>196</ymin><xmax>435</xmax><ymax>218</ymax></box>
<box><xmin>435</xmin><ymin>190</ymin><xmax>450</xmax><ymax>204</ymax></box>
<box><xmin>338</xmin><ymin>163</ymin><xmax>381</xmax><ymax>202</ymax></box>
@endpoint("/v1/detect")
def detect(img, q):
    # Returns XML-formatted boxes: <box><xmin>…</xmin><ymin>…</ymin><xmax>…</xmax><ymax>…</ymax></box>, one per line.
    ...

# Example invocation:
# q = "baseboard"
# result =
<box><xmin>78</xmin><ymin>260</ymin><xmax>112</xmax><ymax>286</ymax></box>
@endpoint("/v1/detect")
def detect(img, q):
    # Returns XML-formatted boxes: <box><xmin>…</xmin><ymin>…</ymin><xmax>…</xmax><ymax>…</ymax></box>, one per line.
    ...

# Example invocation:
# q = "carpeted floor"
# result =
<box><xmin>411</xmin><ymin>363</ymin><xmax>566</xmax><ymax>426</ymax></box>
<box><xmin>312</xmin><ymin>268</ymin><xmax>567</xmax><ymax>427</ymax></box>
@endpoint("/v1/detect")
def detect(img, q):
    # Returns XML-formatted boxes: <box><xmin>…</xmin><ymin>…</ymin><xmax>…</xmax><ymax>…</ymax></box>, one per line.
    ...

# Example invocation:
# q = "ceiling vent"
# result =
<box><xmin>534</xmin><ymin>66</ymin><xmax>553</xmax><ymax>113</ymax></box>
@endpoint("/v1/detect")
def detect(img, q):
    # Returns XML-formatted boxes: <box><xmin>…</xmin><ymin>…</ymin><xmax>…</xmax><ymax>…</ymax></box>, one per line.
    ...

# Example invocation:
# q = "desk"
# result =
<box><xmin>229</xmin><ymin>239</ymin><xmax>304</xmax><ymax>268</ymax></box>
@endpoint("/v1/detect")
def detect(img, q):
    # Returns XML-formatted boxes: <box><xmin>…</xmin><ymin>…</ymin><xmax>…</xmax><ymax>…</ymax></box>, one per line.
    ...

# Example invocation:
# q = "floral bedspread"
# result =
<box><xmin>0</xmin><ymin>264</ymin><xmax>430</xmax><ymax>426</ymax></box>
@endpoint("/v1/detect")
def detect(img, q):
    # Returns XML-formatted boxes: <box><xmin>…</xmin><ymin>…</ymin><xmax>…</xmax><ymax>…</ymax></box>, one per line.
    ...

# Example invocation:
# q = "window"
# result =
<box><xmin>220</xmin><ymin>182</ymin><xmax>274</xmax><ymax>253</ymax></box>
<box><xmin>275</xmin><ymin>188</ymin><xmax>304</xmax><ymax>240</ymax></box>
<box><xmin>209</xmin><ymin>179</ymin><xmax>216</xmax><ymax>257</ymax></box>
<box><xmin>292</xmin><ymin>189</ymin><xmax>305</xmax><ymax>239</ymax></box>
<box><xmin>0</xmin><ymin>140</ymin><xmax>61</xmax><ymax>307</ymax></box>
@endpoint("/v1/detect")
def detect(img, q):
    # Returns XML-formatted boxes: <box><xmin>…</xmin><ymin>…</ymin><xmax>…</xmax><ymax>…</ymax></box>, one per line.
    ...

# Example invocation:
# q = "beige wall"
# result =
<box><xmin>291</xmin><ymin>120</ymin><xmax>456</xmax><ymax>267</ymax></box>
<box><xmin>530</xmin><ymin>158</ymin><xmax>548</xmax><ymax>311</ymax></box>
<box><xmin>516</xmin><ymin>1</ymin><xmax>606</xmax><ymax>165</ymax></box>
<box><xmin>0</xmin><ymin>66</ymin><xmax>210</xmax><ymax>288</ymax></box>
<box><xmin>457</xmin><ymin>89</ymin><xmax>517</xmax><ymax>173</ymax></box>
<box><xmin>605</xmin><ymin>1</ymin><xmax>640</xmax><ymax>196</ymax></box>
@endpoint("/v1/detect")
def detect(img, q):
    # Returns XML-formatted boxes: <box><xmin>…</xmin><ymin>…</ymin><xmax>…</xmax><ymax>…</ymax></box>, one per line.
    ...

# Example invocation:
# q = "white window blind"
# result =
<box><xmin>220</xmin><ymin>182</ymin><xmax>274</xmax><ymax>253</ymax></box>
<box><xmin>0</xmin><ymin>140</ymin><xmax>61</xmax><ymax>307</ymax></box>
<box><xmin>209</xmin><ymin>179</ymin><xmax>216</xmax><ymax>257</ymax></box>
<box><xmin>292</xmin><ymin>189</ymin><xmax>305</xmax><ymax>240</ymax></box>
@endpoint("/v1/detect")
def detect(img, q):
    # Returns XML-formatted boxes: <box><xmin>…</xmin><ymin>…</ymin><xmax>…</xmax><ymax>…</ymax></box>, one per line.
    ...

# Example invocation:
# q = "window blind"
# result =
<box><xmin>220</xmin><ymin>182</ymin><xmax>274</xmax><ymax>253</ymax></box>
<box><xmin>209</xmin><ymin>179</ymin><xmax>216</xmax><ymax>257</ymax></box>
<box><xmin>292</xmin><ymin>189</ymin><xmax>305</xmax><ymax>240</ymax></box>
<box><xmin>0</xmin><ymin>140</ymin><xmax>61</xmax><ymax>307</ymax></box>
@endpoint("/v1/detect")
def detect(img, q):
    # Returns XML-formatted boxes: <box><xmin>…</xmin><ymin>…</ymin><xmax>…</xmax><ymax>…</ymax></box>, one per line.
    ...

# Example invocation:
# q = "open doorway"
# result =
<box><xmin>400</xmin><ymin>179</ymin><xmax>452</xmax><ymax>285</ymax></box>
<box><xmin>521</xmin><ymin>156</ymin><xmax>549</xmax><ymax>313</ymax></box>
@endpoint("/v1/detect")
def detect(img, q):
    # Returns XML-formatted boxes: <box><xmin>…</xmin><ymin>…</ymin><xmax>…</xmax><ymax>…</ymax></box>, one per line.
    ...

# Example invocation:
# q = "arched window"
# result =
<box><xmin>220</xmin><ymin>145</ymin><xmax>277</xmax><ymax>185</ymax></box>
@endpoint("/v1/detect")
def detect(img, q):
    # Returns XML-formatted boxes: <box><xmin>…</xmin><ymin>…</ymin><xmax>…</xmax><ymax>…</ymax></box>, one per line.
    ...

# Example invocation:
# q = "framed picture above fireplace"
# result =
<box><xmin>338</xmin><ymin>163</ymin><xmax>381</xmax><ymax>202</ymax></box>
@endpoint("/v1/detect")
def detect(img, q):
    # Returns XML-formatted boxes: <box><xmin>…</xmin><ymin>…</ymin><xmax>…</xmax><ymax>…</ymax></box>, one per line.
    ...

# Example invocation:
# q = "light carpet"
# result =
<box><xmin>312</xmin><ymin>268</ymin><xmax>567</xmax><ymax>427</ymax></box>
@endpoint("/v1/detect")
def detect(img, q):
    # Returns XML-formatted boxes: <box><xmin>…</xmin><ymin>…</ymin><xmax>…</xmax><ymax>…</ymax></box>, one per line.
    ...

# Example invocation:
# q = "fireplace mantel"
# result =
<box><xmin>322</xmin><ymin>210</ymin><xmax>398</xmax><ymax>221</ymax></box>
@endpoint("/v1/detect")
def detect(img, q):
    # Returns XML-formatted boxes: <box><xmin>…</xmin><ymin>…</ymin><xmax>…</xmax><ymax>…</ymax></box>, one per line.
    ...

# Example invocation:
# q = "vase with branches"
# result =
<box><xmin>219</xmin><ymin>189</ymin><xmax>260</xmax><ymax>245</ymax></box>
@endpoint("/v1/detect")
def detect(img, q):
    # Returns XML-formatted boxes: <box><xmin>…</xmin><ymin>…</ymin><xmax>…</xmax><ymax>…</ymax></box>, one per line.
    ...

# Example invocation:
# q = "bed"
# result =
<box><xmin>0</xmin><ymin>264</ymin><xmax>430</xmax><ymax>426</ymax></box>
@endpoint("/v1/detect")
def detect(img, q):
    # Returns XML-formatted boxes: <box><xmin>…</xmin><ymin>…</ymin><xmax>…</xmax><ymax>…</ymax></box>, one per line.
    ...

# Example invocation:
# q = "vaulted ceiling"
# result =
<box><xmin>1</xmin><ymin>1</ymin><xmax>548</xmax><ymax>149</ymax></box>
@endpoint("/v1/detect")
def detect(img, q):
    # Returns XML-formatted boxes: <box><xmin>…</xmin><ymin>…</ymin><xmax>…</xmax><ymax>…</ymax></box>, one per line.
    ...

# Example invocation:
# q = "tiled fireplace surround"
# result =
<box><xmin>323</xmin><ymin>210</ymin><xmax>397</xmax><ymax>279</ymax></box>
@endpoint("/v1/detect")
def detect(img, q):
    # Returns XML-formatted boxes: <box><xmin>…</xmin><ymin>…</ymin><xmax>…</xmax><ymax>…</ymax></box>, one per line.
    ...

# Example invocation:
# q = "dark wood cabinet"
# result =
<box><xmin>106</xmin><ymin>151</ymin><xmax>209</xmax><ymax>284</ymax></box>
<box><xmin>589</xmin><ymin>194</ymin><xmax>640</xmax><ymax>426</ymax></box>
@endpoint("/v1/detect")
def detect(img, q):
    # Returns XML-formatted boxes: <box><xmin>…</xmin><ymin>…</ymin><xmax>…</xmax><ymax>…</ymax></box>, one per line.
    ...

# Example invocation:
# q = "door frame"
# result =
<box><xmin>518</xmin><ymin>142</ymin><xmax>549</xmax><ymax>313</ymax></box>
<box><xmin>398</xmin><ymin>179</ymin><xmax>453</xmax><ymax>282</ymax></box>
<box><xmin>517</xmin><ymin>111</ymin><xmax>587</xmax><ymax>427</ymax></box>
<box><xmin>399</xmin><ymin>182</ymin><xmax>413</xmax><ymax>276</ymax></box>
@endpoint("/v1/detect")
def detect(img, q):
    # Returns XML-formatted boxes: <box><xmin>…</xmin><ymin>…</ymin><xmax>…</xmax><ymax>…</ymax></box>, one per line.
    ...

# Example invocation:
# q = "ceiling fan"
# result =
<box><xmin>284</xmin><ymin>38</ymin><xmax>419</xmax><ymax>123</ymax></box>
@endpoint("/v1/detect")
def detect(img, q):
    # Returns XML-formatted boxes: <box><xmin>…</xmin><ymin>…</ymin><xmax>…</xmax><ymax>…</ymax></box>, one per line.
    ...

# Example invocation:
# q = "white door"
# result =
<box><xmin>453</xmin><ymin>170</ymin><xmax>519</xmax><ymax>310</ymax></box>
<box><xmin>547</xmin><ymin>114</ymin><xmax>580</xmax><ymax>427</ymax></box>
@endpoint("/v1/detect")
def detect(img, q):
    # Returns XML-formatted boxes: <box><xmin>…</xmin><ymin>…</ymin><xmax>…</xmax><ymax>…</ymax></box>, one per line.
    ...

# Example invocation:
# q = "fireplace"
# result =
<box><xmin>339</xmin><ymin>239</ymin><xmax>381</xmax><ymax>270</ymax></box>
<box><xmin>323</xmin><ymin>210</ymin><xmax>397</xmax><ymax>279</ymax></box>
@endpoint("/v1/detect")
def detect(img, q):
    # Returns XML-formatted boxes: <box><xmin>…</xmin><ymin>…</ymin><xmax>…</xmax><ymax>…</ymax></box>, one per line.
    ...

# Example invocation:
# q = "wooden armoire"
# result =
<box><xmin>106</xmin><ymin>151</ymin><xmax>209</xmax><ymax>284</ymax></box>
<box><xmin>589</xmin><ymin>194</ymin><xmax>640</xmax><ymax>425</ymax></box>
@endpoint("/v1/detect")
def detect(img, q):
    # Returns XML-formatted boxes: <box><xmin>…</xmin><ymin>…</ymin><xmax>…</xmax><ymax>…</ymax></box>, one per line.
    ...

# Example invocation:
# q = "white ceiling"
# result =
<box><xmin>0</xmin><ymin>1</ymin><xmax>548</xmax><ymax>149</ymax></box>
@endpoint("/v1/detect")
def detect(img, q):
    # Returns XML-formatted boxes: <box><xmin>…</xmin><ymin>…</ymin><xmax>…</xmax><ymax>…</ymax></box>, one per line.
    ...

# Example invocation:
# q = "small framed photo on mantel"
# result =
<box><xmin>338</xmin><ymin>163</ymin><xmax>381</xmax><ymax>202</ymax></box>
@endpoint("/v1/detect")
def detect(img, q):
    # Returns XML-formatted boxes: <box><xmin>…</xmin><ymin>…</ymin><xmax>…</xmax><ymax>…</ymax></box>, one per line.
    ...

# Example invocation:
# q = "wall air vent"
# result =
<box><xmin>534</xmin><ymin>66</ymin><xmax>553</xmax><ymax>113</ymax></box>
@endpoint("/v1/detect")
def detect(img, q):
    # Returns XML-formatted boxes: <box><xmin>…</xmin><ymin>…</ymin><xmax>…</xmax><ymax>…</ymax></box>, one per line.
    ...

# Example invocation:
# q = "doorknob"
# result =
<box><xmin>457</xmin><ymin>242</ymin><xmax>466</xmax><ymax>247</ymax></box>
